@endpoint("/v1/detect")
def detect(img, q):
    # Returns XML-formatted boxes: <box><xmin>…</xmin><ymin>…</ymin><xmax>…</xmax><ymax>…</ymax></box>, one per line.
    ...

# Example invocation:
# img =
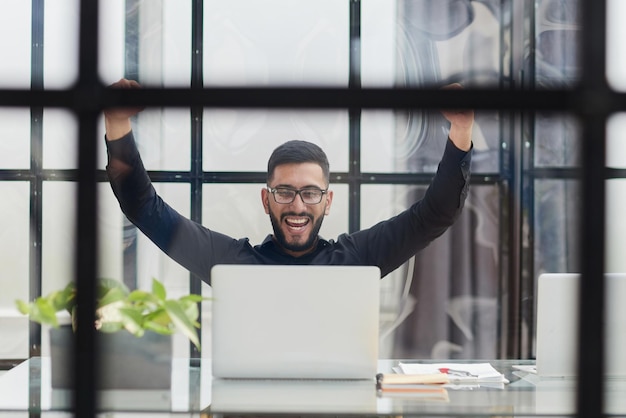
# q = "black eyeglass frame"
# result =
<box><xmin>266</xmin><ymin>187</ymin><xmax>329</xmax><ymax>205</ymax></box>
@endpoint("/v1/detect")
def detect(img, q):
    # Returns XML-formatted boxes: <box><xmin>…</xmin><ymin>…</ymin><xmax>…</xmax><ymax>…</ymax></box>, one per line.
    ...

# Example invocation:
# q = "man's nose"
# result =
<box><xmin>290</xmin><ymin>193</ymin><xmax>308</xmax><ymax>210</ymax></box>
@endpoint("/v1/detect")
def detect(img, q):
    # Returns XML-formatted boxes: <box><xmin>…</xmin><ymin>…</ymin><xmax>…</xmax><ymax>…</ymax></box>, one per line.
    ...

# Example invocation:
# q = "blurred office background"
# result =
<box><xmin>1</xmin><ymin>0</ymin><xmax>625</xmax><ymax>363</ymax></box>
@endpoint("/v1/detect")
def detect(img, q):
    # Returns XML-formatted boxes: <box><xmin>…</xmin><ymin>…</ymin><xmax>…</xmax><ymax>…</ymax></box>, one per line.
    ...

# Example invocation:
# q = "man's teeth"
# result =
<box><xmin>286</xmin><ymin>218</ymin><xmax>308</xmax><ymax>226</ymax></box>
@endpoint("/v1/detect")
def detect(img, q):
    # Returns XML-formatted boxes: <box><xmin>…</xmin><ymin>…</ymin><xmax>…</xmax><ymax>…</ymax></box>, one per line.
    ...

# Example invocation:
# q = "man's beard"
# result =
<box><xmin>269</xmin><ymin>211</ymin><xmax>325</xmax><ymax>254</ymax></box>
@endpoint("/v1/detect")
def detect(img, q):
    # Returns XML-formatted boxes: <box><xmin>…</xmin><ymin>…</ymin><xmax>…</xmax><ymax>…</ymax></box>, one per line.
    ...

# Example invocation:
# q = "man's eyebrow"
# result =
<box><xmin>272</xmin><ymin>184</ymin><xmax>324</xmax><ymax>190</ymax></box>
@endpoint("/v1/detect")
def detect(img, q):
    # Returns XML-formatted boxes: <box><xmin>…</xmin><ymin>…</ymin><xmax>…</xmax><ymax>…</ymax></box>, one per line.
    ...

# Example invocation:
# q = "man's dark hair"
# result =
<box><xmin>267</xmin><ymin>140</ymin><xmax>330</xmax><ymax>184</ymax></box>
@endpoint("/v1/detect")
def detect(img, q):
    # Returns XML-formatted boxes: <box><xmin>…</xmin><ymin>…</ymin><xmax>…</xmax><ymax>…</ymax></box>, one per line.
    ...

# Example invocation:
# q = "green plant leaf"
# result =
<box><xmin>34</xmin><ymin>298</ymin><xmax>59</xmax><ymax>328</ymax></box>
<box><xmin>15</xmin><ymin>300</ymin><xmax>30</xmax><ymax>315</ymax></box>
<box><xmin>144</xmin><ymin>309</ymin><xmax>170</xmax><ymax>328</ymax></box>
<box><xmin>98</xmin><ymin>321</ymin><xmax>124</xmax><ymax>333</ymax></box>
<box><xmin>128</xmin><ymin>289</ymin><xmax>156</xmax><ymax>304</ymax></box>
<box><xmin>152</xmin><ymin>278</ymin><xmax>167</xmax><ymax>301</ymax></box>
<box><xmin>163</xmin><ymin>300</ymin><xmax>201</xmax><ymax>350</ymax></box>
<box><xmin>16</xmin><ymin>276</ymin><xmax>209</xmax><ymax>351</ymax></box>
<box><xmin>96</xmin><ymin>278</ymin><xmax>130</xmax><ymax>299</ymax></box>
<box><xmin>117</xmin><ymin>306</ymin><xmax>146</xmax><ymax>337</ymax></box>
<box><xmin>143</xmin><ymin>320</ymin><xmax>175</xmax><ymax>335</ymax></box>
<box><xmin>98</xmin><ymin>287</ymin><xmax>128</xmax><ymax>309</ymax></box>
<box><xmin>179</xmin><ymin>294</ymin><xmax>206</xmax><ymax>303</ymax></box>
<box><xmin>62</xmin><ymin>282</ymin><xmax>78</xmax><ymax>314</ymax></box>
<box><xmin>181</xmin><ymin>300</ymin><xmax>201</xmax><ymax>327</ymax></box>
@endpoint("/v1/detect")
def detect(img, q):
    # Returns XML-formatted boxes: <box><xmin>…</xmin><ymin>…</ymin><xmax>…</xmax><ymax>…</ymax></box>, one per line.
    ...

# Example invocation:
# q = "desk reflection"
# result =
<box><xmin>209</xmin><ymin>378</ymin><xmax>377</xmax><ymax>415</ymax></box>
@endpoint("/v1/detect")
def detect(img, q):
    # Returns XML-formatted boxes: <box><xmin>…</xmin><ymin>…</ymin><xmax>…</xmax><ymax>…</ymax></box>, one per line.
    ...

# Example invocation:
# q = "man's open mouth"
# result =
<box><xmin>284</xmin><ymin>216</ymin><xmax>311</xmax><ymax>230</ymax></box>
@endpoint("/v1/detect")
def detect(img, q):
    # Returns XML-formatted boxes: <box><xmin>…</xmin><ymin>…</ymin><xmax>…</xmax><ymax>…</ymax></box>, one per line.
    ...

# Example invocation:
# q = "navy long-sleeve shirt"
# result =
<box><xmin>106</xmin><ymin>132</ymin><xmax>471</xmax><ymax>284</ymax></box>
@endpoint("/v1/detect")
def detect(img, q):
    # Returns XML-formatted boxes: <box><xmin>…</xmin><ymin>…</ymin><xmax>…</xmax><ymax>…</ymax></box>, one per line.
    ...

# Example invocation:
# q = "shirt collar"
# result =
<box><xmin>260</xmin><ymin>235</ymin><xmax>330</xmax><ymax>254</ymax></box>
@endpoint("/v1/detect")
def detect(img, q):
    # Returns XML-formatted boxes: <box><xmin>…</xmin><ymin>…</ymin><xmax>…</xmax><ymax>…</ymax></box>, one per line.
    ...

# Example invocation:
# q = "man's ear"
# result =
<box><xmin>324</xmin><ymin>190</ymin><xmax>334</xmax><ymax>216</ymax></box>
<box><xmin>261</xmin><ymin>188</ymin><xmax>270</xmax><ymax>214</ymax></box>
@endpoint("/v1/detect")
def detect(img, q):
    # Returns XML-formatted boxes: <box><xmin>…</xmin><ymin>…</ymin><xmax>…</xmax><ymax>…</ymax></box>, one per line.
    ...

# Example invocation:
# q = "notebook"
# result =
<box><xmin>210</xmin><ymin>264</ymin><xmax>380</xmax><ymax>380</ymax></box>
<box><xmin>535</xmin><ymin>272</ymin><xmax>626</xmax><ymax>377</ymax></box>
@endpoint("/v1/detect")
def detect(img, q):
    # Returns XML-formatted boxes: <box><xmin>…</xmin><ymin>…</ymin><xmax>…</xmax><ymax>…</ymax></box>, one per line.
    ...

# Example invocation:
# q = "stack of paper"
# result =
<box><xmin>377</xmin><ymin>362</ymin><xmax>509</xmax><ymax>395</ymax></box>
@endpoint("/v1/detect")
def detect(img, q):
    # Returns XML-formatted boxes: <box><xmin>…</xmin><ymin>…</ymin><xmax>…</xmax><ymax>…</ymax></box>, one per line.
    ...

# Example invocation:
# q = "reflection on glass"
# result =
<box><xmin>362</xmin><ymin>1</ymin><xmax>504</xmax><ymax>174</ymax></box>
<box><xmin>362</xmin><ymin>184</ymin><xmax>500</xmax><ymax>360</ymax></box>
<box><xmin>393</xmin><ymin>0</ymin><xmax>506</xmax><ymax>88</ymax></box>
<box><xmin>534</xmin><ymin>179</ymin><xmax>581</xmax><ymax>276</ymax></box>
<box><xmin>535</xmin><ymin>0</ymin><xmax>580</xmax><ymax>87</ymax></box>
<box><xmin>534</xmin><ymin>113</ymin><xmax>581</xmax><ymax>167</ymax></box>
<box><xmin>362</xmin><ymin>110</ymin><xmax>500</xmax><ymax>173</ymax></box>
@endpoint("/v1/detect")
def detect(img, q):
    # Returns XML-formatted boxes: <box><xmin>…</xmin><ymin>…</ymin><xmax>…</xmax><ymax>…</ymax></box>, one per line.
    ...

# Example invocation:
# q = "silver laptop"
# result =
<box><xmin>535</xmin><ymin>273</ymin><xmax>626</xmax><ymax>377</ymax></box>
<box><xmin>210</xmin><ymin>264</ymin><xmax>380</xmax><ymax>380</ymax></box>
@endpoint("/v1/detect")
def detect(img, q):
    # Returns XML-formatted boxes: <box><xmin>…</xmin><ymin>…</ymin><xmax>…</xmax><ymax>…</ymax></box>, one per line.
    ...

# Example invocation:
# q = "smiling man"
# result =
<box><xmin>104</xmin><ymin>78</ymin><xmax>473</xmax><ymax>284</ymax></box>
<box><xmin>262</xmin><ymin>140</ymin><xmax>333</xmax><ymax>257</ymax></box>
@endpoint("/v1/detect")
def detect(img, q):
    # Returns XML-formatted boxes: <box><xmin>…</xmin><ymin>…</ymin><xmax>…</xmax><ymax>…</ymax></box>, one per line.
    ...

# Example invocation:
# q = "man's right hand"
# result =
<box><xmin>104</xmin><ymin>78</ymin><xmax>144</xmax><ymax>141</ymax></box>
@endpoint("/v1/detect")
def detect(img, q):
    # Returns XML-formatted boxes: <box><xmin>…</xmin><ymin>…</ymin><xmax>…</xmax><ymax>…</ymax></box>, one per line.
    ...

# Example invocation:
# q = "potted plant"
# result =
<box><xmin>16</xmin><ymin>277</ymin><xmax>206</xmax><ymax>390</ymax></box>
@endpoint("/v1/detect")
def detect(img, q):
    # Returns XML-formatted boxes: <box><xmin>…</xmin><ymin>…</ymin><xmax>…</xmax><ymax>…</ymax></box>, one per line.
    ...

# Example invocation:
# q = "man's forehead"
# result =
<box><xmin>269</xmin><ymin>162</ymin><xmax>327</xmax><ymax>184</ymax></box>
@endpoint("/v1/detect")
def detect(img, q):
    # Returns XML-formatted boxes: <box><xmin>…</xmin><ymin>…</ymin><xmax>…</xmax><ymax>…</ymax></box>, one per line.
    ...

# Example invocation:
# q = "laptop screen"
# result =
<box><xmin>535</xmin><ymin>273</ymin><xmax>626</xmax><ymax>377</ymax></box>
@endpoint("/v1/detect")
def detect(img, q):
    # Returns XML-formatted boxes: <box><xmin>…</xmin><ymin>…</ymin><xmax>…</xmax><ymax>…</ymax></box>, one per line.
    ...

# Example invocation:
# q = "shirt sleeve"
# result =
<box><xmin>105</xmin><ymin>132</ymin><xmax>242</xmax><ymax>282</ymax></box>
<box><xmin>349</xmin><ymin>138</ymin><xmax>472</xmax><ymax>277</ymax></box>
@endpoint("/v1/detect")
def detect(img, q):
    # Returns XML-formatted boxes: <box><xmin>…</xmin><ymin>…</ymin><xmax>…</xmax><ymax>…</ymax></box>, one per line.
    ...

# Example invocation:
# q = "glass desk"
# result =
<box><xmin>1</xmin><ymin>357</ymin><xmax>626</xmax><ymax>416</ymax></box>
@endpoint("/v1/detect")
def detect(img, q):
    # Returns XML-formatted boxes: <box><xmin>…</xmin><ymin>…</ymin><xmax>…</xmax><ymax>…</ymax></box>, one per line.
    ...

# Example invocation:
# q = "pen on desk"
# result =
<box><xmin>438</xmin><ymin>368</ymin><xmax>477</xmax><ymax>377</ymax></box>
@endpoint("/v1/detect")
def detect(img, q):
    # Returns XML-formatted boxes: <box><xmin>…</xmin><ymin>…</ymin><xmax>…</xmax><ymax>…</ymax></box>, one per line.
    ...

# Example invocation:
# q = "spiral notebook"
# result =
<box><xmin>210</xmin><ymin>264</ymin><xmax>381</xmax><ymax>380</ymax></box>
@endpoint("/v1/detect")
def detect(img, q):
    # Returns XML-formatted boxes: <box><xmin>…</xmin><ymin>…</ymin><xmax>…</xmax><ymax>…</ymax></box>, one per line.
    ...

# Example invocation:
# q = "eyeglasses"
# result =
<box><xmin>267</xmin><ymin>187</ymin><xmax>328</xmax><ymax>205</ymax></box>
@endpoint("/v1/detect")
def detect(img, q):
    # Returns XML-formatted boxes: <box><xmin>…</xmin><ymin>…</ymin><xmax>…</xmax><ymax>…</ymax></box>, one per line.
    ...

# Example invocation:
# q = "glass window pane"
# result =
<box><xmin>203</xmin><ymin>0</ymin><xmax>348</xmax><ymax>86</ymax></box>
<box><xmin>203</xmin><ymin>109</ymin><xmax>348</xmax><ymax>172</ymax></box>
<box><xmin>362</xmin><ymin>110</ymin><xmax>498</xmax><ymax>173</ymax></box>
<box><xmin>0</xmin><ymin>0</ymin><xmax>31</xmax><ymax>89</ymax></box>
<box><xmin>162</xmin><ymin>0</ymin><xmax>192</xmax><ymax>86</ymax></box>
<box><xmin>44</xmin><ymin>0</ymin><xmax>80</xmax><ymax>88</ymax></box>
<box><xmin>0</xmin><ymin>182</ymin><xmax>30</xmax><ymax>360</ymax></box>
<box><xmin>607</xmin><ymin>0</ymin><xmax>626</xmax><ymax>90</ymax></box>
<box><xmin>607</xmin><ymin>113</ymin><xmax>626</xmax><ymax>169</ymax></box>
<box><xmin>606</xmin><ymin>115</ymin><xmax>626</xmax><ymax>271</ymax></box>
<box><xmin>363</xmin><ymin>184</ymin><xmax>500</xmax><ymax>359</ymax></box>
<box><xmin>134</xmin><ymin>108</ymin><xmax>191</xmax><ymax>171</ymax></box>
<box><xmin>534</xmin><ymin>113</ymin><xmax>581</xmax><ymax>167</ymax></box>
<box><xmin>375</xmin><ymin>0</ymin><xmax>506</xmax><ymax>88</ymax></box>
<box><xmin>99</xmin><ymin>0</ymin><xmax>191</xmax><ymax>87</ymax></box>
<box><xmin>42</xmin><ymin>182</ymin><xmax>77</xmax><ymax>295</ymax></box>
<box><xmin>43</xmin><ymin>109</ymin><xmax>79</xmax><ymax>169</ymax></box>
<box><xmin>0</xmin><ymin>109</ymin><xmax>30</xmax><ymax>169</ymax></box>
<box><xmin>534</xmin><ymin>179</ymin><xmax>581</xmax><ymax>275</ymax></box>
<box><xmin>535</xmin><ymin>0</ymin><xmax>580</xmax><ymax>88</ymax></box>
<box><xmin>361</xmin><ymin>0</ymin><xmax>395</xmax><ymax>87</ymax></box>
<box><xmin>606</xmin><ymin>180</ymin><xmax>626</xmax><ymax>272</ymax></box>
<box><xmin>99</xmin><ymin>0</ymin><xmax>125</xmax><ymax>83</ymax></box>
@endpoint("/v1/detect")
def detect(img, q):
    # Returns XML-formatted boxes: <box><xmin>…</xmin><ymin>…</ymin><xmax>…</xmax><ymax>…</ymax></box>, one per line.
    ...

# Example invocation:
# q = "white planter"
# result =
<box><xmin>49</xmin><ymin>325</ymin><xmax>172</xmax><ymax>390</ymax></box>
